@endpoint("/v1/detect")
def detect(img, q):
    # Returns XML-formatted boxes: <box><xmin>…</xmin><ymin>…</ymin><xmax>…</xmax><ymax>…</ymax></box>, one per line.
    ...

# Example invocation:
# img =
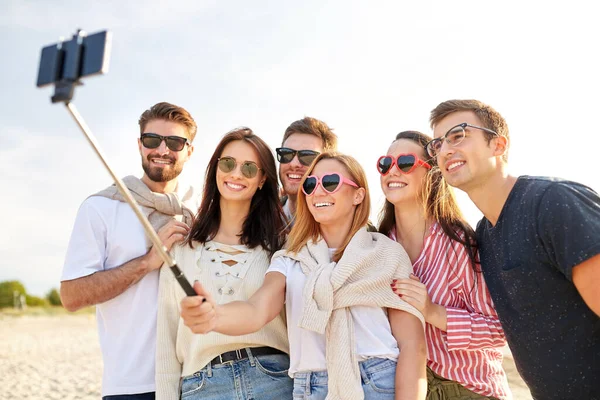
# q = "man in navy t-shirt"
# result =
<box><xmin>427</xmin><ymin>99</ymin><xmax>600</xmax><ymax>400</ymax></box>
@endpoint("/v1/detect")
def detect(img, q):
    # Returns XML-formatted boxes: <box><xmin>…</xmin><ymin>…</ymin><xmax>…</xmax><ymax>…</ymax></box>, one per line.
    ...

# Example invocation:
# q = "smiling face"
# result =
<box><xmin>380</xmin><ymin>139</ymin><xmax>430</xmax><ymax>207</ymax></box>
<box><xmin>138</xmin><ymin>119</ymin><xmax>193</xmax><ymax>184</ymax></box>
<box><xmin>279</xmin><ymin>133</ymin><xmax>324</xmax><ymax>198</ymax></box>
<box><xmin>216</xmin><ymin>140</ymin><xmax>266</xmax><ymax>204</ymax></box>
<box><xmin>432</xmin><ymin>111</ymin><xmax>503</xmax><ymax>192</ymax></box>
<box><xmin>305</xmin><ymin>158</ymin><xmax>364</xmax><ymax>228</ymax></box>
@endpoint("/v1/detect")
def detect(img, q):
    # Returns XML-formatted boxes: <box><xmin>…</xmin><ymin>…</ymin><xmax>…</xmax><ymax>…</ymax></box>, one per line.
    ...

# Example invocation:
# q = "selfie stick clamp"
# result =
<box><xmin>36</xmin><ymin>29</ymin><xmax>196</xmax><ymax>296</ymax></box>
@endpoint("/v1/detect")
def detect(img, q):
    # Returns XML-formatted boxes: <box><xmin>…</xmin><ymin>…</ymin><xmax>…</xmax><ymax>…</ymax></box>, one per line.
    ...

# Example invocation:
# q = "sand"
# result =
<box><xmin>0</xmin><ymin>314</ymin><xmax>102</xmax><ymax>400</ymax></box>
<box><xmin>0</xmin><ymin>314</ymin><xmax>533</xmax><ymax>400</ymax></box>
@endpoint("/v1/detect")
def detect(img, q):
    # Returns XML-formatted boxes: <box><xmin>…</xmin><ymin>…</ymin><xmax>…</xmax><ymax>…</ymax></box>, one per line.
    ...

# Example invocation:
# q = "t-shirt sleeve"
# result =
<box><xmin>266</xmin><ymin>256</ymin><xmax>291</xmax><ymax>278</ymax></box>
<box><xmin>537</xmin><ymin>181</ymin><xmax>600</xmax><ymax>280</ymax></box>
<box><xmin>61</xmin><ymin>198</ymin><xmax>108</xmax><ymax>281</ymax></box>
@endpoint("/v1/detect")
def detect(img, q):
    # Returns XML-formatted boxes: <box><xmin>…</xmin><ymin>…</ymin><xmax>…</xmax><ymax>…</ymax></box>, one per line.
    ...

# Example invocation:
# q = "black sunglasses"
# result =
<box><xmin>275</xmin><ymin>147</ymin><xmax>320</xmax><ymax>166</ymax></box>
<box><xmin>217</xmin><ymin>156</ymin><xmax>262</xmax><ymax>179</ymax></box>
<box><xmin>141</xmin><ymin>133</ymin><xmax>189</xmax><ymax>152</ymax></box>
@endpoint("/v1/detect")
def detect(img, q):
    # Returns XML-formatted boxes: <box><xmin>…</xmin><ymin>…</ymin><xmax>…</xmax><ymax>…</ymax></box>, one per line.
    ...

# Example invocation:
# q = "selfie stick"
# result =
<box><xmin>36</xmin><ymin>30</ymin><xmax>196</xmax><ymax>296</ymax></box>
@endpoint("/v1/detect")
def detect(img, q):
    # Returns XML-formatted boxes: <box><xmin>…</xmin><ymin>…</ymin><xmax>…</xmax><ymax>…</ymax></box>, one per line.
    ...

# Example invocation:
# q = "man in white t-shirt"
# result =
<box><xmin>60</xmin><ymin>102</ymin><xmax>199</xmax><ymax>400</ymax></box>
<box><xmin>275</xmin><ymin>117</ymin><xmax>337</xmax><ymax>224</ymax></box>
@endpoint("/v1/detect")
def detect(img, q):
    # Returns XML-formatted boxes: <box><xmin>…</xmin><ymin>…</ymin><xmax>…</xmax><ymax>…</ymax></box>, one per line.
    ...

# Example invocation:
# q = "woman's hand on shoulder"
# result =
<box><xmin>180</xmin><ymin>281</ymin><xmax>218</xmax><ymax>334</ymax></box>
<box><xmin>392</xmin><ymin>274</ymin><xmax>433</xmax><ymax>321</ymax></box>
<box><xmin>392</xmin><ymin>274</ymin><xmax>448</xmax><ymax>331</ymax></box>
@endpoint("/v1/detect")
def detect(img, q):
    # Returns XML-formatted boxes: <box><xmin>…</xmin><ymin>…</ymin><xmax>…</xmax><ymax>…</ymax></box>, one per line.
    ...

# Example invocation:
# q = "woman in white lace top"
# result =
<box><xmin>156</xmin><ymin>127</ymin><xmax>291</xmax><ymax>400</ymax></box>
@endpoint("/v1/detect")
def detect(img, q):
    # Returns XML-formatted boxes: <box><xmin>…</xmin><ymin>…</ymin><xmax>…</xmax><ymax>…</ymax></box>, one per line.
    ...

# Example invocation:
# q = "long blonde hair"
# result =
<box><xmin>285</xmin><ymin>152</ymin><xmax>370</xmax><ymax>262</ymax></box>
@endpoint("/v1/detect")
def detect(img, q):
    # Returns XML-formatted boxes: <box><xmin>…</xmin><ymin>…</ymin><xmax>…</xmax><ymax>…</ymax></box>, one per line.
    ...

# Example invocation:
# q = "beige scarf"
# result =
<box><xmin>272</xmin><ymin>227</ymin><xmax>424</xmax><ymax>400</ymax></box>
<box><xmin>92</xmin><ymin>175</ymin><xmax>195</xmax><ymax>246</ymax></box>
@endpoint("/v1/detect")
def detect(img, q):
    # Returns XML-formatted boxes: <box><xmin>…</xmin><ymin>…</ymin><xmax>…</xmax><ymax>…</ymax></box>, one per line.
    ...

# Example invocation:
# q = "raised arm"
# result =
<box><xmin>389</xmin><ymin>309</ymin><xmax>427</xmax><ymax>400</ymax></box>
<box><xmin>61</xmin><ymin>217</ymin><xmax>189</xmax><ymax>311</ymax></box>
<box><xmin>180</xmin><ymin>271</ymin><xmax>286</xmax><ymax>335</ymax></box>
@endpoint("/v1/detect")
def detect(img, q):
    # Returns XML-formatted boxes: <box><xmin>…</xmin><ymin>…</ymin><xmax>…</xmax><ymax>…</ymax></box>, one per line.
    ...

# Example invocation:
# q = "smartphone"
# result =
<box><xmin>37</xmin><ymin>30</ymin><xmax>111</xmax><ymax>102</ymax></box>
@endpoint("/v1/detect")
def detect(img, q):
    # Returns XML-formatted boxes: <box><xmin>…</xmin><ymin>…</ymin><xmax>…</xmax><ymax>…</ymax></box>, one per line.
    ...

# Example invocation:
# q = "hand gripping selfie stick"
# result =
<box><xmin>36</xmin><ymin>29</ymin><xmax>196</xmax><ymax>296</ymax></box>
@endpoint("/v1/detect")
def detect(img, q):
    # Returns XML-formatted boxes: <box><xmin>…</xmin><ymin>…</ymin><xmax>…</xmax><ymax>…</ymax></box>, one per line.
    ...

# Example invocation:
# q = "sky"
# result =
<box><xmin>1</xmin><ymin>0</ymin><xmax>598</xmax><ymax>296</ymax></box>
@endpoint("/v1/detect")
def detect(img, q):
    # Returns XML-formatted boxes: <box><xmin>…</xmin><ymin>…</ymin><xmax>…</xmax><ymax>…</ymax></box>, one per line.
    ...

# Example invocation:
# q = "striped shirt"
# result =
<box><xmin>391</xmin><ymin>222</ymin><xmax>511</xmax><ymax>399</ymax></box>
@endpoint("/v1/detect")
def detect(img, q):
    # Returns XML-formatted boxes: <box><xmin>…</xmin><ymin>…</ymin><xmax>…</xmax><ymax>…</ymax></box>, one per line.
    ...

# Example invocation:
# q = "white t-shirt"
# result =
<box><xmin>282</xmin><ymin>199</ymin><xmax>294</xmax><ymax>224</ymax></box>
<box><xmin>61</xmin><ymin>186</ymin><xmax>198</xmax><ymax>396</ymax></box>
<box><xmin>266</xmin><ymin>249</ymin><xmax>399</xmax><ymax>377</ymax></box>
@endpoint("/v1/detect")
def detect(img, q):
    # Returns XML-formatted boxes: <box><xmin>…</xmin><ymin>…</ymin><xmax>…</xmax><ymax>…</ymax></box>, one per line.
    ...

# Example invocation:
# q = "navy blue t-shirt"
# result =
<box><xmin>476</xmin><ymin>176</ymin><xmax>600</xmax><ymax>400</ymax></box>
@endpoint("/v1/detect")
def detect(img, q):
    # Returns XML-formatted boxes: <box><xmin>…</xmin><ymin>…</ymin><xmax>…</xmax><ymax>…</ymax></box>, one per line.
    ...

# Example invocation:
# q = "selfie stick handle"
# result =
<box><xmin>64</xmin><ymin>102</ymin><xmax>197</xmax><ymax>296</ymax></box>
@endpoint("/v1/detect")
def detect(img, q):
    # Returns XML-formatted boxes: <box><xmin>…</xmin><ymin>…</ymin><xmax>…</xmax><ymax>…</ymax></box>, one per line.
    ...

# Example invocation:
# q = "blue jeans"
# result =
<box><xmin>293</xmin><ymin>357</ymin><xmax>396</xmax><ymax>400</ymax></box>
<box><xmin>102</xmin><ymin>393</ymin><xmax>155</xmax><ymax>400</ymax></box>
<box><xmin>180</xmin><ymin>350</ymin><xmax>293</xmax><ymax>400</ymax></box>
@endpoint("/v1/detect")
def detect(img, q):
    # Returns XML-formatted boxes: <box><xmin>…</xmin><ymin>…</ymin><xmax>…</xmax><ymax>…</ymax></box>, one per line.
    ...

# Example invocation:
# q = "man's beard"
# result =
<box><xmin>279</xmin><ymin>169</ymin><xmax>300</xmax><ymax>197</ymax></box>
<box><xmin>142</xmin><ymin>156</ymin><xmax>183</xmax><ymax>182</ymax></box>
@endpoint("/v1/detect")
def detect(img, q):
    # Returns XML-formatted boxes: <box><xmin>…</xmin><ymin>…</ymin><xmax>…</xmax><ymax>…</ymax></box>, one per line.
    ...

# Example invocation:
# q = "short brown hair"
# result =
<box><xmin>429</xmin><ymin>99</ymin><xmax>509</xmax><ymax>161</ymax></box>
<box><xmin>138</xmin><ymin>102</ymin><xmax>198</xmax><ymax>142</ymax></box>
<box><xmin>281</xmin><ymin>117</ymin><xmax>338</xmax><ymax>151</ymax></box>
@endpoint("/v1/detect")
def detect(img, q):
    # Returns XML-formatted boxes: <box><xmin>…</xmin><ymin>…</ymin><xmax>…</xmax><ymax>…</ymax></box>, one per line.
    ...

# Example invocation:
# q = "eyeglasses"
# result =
<box><xmin>426</xmin><ymin>123</ymin><xmax>498</xmax><ymax>158</ymax></box>
<box><xmin>377</xmin><ymin>153</ymin><xmax>432</xmax><ymax>176</ymax></box>
<box><xmin>302</xmin><ymin>173</ymin><xmax>359</xmax><ymax>196</ymax></box>
<box><xmin>275</xmin><ymin>147</ymin><xmax>320</xmax><ymax>166</ymax></box>
<box><xmin>217</xmin><ymin>156</ymin><xmax>263</xmax><ymax>179</ymax></box>
<box><xmin>140</xmin><ymin>133</ymin><xmax>189</xmax><ymax>152</ymax></box>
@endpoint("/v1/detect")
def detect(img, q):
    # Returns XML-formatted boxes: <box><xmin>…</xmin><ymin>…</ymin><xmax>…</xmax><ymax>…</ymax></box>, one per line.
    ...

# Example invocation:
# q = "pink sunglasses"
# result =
<box><xmin>302</xmin><ymin>173</ymin><xmax>359</xmax><ymax>196</ymax></box>
<box><xmin>376</xmin><ymin>153</ymin><xmax>432</xmax><ymax>176</ymax></box>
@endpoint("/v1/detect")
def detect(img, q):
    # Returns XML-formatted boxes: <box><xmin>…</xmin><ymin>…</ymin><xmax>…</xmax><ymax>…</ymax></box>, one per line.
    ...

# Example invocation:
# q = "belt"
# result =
<box><xmin>210</xmin><ymin>346</ymin><xmax>286</xmax><ymax>366</ymax></box>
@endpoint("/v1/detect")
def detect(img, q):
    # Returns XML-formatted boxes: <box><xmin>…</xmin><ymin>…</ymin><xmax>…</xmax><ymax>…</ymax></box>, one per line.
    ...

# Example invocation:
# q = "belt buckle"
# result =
<box><xmin>236</xmin><ymin>349</ymin><xmax>242</xmax><ymax>360</ymax></box>
<box><xmin>218</xmin><ymin>354</ymin><xmax>224</xmax><ymax>365</ymax></box>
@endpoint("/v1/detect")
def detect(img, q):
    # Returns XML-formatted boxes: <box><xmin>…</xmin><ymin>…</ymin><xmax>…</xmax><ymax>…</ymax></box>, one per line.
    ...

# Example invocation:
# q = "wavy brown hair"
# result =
<box><xmin>186</xmin><ymin>127</ymin><xmax>287</xmax><ymax>256</ymax></box>
<box><xmin>285</xmin><ymin>152</ymin><xmax>369</xmax><ymax>262</ymax></box>
<box><xmin>377</xmin><ymin>130</ymin><xmax>479</xmax><ymax>272</ymax></box>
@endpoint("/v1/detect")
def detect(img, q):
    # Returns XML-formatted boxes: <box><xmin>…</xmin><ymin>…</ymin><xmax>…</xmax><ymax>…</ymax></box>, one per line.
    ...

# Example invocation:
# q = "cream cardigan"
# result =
<box><xmin>156</xmin><ymin>242</ymin><xmax>289</xmax><ymax>400</ymax></box>
<box><xmin>272</xmin><ymin>227</ymin><xmax>424</xmax><ymax>400</ymax></box>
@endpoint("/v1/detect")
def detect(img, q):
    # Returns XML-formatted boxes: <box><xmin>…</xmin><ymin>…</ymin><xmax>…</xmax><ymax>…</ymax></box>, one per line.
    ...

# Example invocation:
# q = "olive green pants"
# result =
<box><xmin>426</xmin><ymin>367</ymin><xmax>499</xmax><ymax>400</ymax></box>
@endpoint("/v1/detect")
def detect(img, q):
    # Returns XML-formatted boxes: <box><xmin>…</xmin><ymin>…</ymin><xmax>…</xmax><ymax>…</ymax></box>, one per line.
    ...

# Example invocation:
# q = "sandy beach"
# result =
<box><xmin>0</xmin><ymin>313</ymin><xmax>532</xmax><ymax>400</ymax></box>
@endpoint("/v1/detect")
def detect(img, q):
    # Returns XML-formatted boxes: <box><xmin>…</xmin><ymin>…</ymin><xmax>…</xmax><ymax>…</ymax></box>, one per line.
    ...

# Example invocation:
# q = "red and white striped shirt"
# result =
<box><xmin>391</xmin><ymin>222</ymin><xmax>511</xmax><ymax>399</ymax></box>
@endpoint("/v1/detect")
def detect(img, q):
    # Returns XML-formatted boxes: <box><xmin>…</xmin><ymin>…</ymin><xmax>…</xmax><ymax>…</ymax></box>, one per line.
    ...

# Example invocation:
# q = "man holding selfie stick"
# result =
<box><xmin>36</xmin><ymin>29</ymin><xmax>200</xmax><ymax>400</ymax></box>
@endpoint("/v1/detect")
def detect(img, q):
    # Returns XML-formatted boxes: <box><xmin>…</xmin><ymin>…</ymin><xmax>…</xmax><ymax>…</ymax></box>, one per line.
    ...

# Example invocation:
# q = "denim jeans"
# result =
<box><xmin>180</xmin><ymin>350</ymin><xmax>293</xmax><ymax>400</ymax></box>
<box><xmin>102</xmin><ymin>392</ymin><xmax>155</xmax><ymax>400</ymax></box>
<box><xmin>292</xmin><ymin>357</ymin><xmax>396</xmax><ymax>400</ymax></box>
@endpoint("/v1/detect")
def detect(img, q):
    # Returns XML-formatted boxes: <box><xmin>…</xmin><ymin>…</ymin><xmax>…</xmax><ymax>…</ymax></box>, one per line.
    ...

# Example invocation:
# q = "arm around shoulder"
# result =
<box><xmin>60</xmin><ymin>255</ymin><xmax>154</xmax><ymax>311</ymax></box>
<box><xmin>60</xmin><ymin>198</ymin><xmax>187</xmax><ymax>311</ymax></box>
<box><xmin>573</xmin><ymin>253</ymin><xmax>600</xmax><ymax>316</ymax></box>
